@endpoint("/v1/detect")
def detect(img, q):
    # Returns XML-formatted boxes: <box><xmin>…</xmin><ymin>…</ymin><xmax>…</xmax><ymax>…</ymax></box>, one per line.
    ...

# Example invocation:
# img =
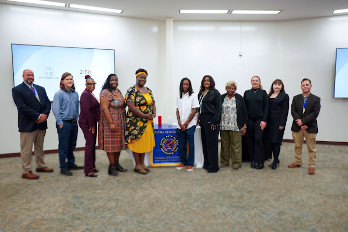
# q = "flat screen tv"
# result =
<box><xmin>334</xmin><ymin>48</ymin><xmax>348</xmax><ymax>98</ymax></box>
<box><xmin>12</xmin><ymin>44</ymin><xmax>115</xmax><ymax>100</ymax></box>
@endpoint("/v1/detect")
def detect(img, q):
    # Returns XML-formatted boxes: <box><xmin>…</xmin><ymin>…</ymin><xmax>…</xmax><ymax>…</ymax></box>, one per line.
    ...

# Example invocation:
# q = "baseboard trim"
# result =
<box><xmin>282</xmin><ymin>139</ymin><xmax>348</xmax><ymax>146</ymax></box>
<box><xmin>0</xmin><ymin>146</ymin><xmax>100</xmax><ymax>158</ymax></box>
<box><xmin>1</xmin><ymin>141</ymin><xmax>347</xmax><ymax>158</ymax></box>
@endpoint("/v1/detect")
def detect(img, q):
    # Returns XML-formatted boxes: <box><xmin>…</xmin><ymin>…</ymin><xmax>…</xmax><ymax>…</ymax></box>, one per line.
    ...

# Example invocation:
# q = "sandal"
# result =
<box><xmin>142</xmin><ymin>164</ymin><xmax>150</xmax><ymax>173</ymax></box>
<box><xmin>85</xmin><ymin>172</ymin><xmax>98</xmax><ymax>177</ymax></box>
<box><xmin>93</xmin><ymin>168</ymin><xmax>99</xmax><ymax>173</ymax></box>
<box><xmin>134</xmin><ymin>168</ymin><xmax>148</xmax><ymax>175</ymax></box>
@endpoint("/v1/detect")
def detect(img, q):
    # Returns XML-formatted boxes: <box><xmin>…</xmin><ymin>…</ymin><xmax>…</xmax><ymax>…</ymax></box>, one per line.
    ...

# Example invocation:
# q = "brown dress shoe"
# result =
<box><xmin>36</xmin><ymin>167</ymin><xmax>54</xmax><ymax>172</ymax></box>
<box><xmin>288</xmin><ymin>163</ymin><xmax>302</xmax><ymax>168</ymax></box>
<box><xmin>22</xmin><ymin>171</ymin><xmax>39</xmax><ymax>179</ymax></box>
<box><xmin>308</xmin><ymin>167</ymin><xmax>315</xmax><ymax>175</ymax></box>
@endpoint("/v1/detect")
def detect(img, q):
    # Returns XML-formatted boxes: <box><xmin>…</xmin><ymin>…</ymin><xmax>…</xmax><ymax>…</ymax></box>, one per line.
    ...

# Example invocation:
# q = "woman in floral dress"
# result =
<box><xmin>125</xmin><ymin>68</ymin><xmax>156</xmax><ymax>175</ymax></box>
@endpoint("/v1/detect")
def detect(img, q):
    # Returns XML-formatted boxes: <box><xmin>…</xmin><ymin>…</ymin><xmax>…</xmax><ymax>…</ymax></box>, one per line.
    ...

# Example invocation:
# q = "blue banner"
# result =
<box><xmin>150</xmin><ymin>124</ymin><xmax>180</xmax><ymax>167</ymax></box>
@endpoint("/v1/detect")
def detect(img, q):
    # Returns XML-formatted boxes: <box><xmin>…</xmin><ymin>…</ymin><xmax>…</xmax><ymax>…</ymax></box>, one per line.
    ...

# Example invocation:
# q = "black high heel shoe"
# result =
<box><xmin>268</xmin><ymin>160</ymin><xmax>280</xmax><ymax>167</ymax></box>
<box><xmin>271</xmin><ymin>160</ymin><xmax>280</xmax><ymax>170</ymax></box>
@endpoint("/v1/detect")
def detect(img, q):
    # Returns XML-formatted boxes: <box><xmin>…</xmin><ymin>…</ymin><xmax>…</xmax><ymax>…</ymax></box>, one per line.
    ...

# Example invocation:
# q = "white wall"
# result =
<box><xmin>0</xmin><ymin>4</ymin><xmax>165</xmax><ymax>154</ymax></box>
<box><xmin>172</xmin><ymin>18</ymin><xmax>348</xmax><ymax>142</ymax></box>
<box><xmin>1</xmin><ymin>3</ymin><xmax>348</xmax><ymax>155</ymax></box>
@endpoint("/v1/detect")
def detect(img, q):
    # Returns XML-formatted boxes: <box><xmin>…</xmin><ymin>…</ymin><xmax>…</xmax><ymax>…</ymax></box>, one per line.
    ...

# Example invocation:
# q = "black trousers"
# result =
<box><xmin>270</xmin><ymin>143</ymin><xmax>281</xmax><ymax>162</ymax></box>
<box><xmin>263</xmin><ymin>136</ymin><xmax>272</xmax><ymax>160</ymax></box>
<box><xmin>200</xmin><ymin>114</ymin><xmax>219</xmax><ymax>172</ymax></box>
<box><xmin>246</xmin><ymin>119</ymin><xmax>265</xmax><ymax>163</ymax></box>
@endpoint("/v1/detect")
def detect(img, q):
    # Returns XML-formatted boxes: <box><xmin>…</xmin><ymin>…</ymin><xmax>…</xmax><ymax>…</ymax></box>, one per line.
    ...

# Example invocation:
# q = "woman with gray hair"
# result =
<box><xmin>220</xmin><ymin>81</ymin><xmax>248</xmax><ymax>169</ymax></box>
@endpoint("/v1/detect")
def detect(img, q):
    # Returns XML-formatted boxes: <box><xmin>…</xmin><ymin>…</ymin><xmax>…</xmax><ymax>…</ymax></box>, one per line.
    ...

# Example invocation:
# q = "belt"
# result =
<box><xmin>63</xmin><ymin>119</ymin><xmax>77</xmax><ymax>123</ymax></box>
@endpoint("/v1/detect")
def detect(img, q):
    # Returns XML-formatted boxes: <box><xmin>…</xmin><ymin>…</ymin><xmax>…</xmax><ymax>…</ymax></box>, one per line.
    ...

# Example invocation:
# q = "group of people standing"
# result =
<box><xmin>175</xmin><ymin>75</ymin><xmax>321</xmax><ymax>175</ymax></box>
<box><xmin>12</xmin><ymin>68</ymin><xmax>155</xmax><ymax>179</ymax></box>
<box><xmin>12</xmin><ymin>68</ymin><xmax>320</xmax><ymax>180</ymax></box>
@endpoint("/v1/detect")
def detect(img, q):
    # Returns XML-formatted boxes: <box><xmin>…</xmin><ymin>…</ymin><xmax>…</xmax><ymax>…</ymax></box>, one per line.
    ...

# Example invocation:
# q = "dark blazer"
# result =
<box><xmin>291</xmin><ymin>93</ymin><xmax>321</xmax><ymax>133</ymax></box>
<box><xmin>265</xmin><ymin>92</ymin><xmax>289</xmax><ymax>143</ymax></box>
<box><xmin>199</xmin><ymin>88</ymin><xmax>222</xmax><ymax>125</ymax></box>
<box><xmin>12</xmin><ymin>82</ymin><xmax>51</xmax><ymax>132</ymax></box>
<box><xmin>79</xmin><ymin>89</ymin><xmax>100</xmax><ymax>127</ymax></box>
<box><xmin>267</xmin><ymin>92</ymin><xmax>289</xmax><ymax>127</ymax></box>
<box><xmin>220</xmin><ymin>93</ymin><xmax>248</xmax><ymax>130</ymax></box>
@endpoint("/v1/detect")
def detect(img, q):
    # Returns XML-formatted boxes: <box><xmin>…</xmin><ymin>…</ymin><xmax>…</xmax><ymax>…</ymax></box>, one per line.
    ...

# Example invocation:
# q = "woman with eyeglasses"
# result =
<box><xmin>99</xmin><ymin>74</ymin><xmax>127</xmax><ymax>176</ymax></box>
<box><xmin>78</xmin><ymin>75</ymin><xmax>100</xmax><ymax>177</ymax></box>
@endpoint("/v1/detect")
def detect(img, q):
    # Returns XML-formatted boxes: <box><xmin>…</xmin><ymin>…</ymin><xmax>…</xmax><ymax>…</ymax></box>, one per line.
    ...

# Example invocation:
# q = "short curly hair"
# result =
<box><xmin>225</xmin><ymin>81</ymin><xmax>237</xmax><ymax>90</ymax></box>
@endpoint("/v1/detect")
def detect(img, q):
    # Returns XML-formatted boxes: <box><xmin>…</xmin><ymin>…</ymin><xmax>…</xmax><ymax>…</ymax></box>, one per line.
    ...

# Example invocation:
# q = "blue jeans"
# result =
<box><xmin>56</xmin><ymin>121</ymin><xmax>78</xmax><ymax>170</ymax></box>
<box><xmin>176</xmin><ymin>125</ymin><xmax>196</xmax><ymax>166</ymax></box>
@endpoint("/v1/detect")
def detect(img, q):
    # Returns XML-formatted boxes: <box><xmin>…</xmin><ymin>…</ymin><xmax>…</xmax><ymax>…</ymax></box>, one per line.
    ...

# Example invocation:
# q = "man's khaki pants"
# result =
<box><xmin>292</xmin><ymin>130</ymin><xmax>317</xmax><ymax>168</ymax></box>
<box><xmin>20</xmin><ymin>129</ymin><xmax>47</xmax><ymax>174</ymax></box>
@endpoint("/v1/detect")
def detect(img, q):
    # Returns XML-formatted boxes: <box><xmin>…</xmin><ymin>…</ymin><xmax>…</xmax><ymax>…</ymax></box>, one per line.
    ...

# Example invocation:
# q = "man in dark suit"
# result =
<box><xmin>288</xmin><ymin>78</ymin><xmax>321</xmax><ymax>175</ymax></box>
<box><xmin>12</xmin><ymin>69</ymin><xmax>53</xmax><ymax>179</ymax></box>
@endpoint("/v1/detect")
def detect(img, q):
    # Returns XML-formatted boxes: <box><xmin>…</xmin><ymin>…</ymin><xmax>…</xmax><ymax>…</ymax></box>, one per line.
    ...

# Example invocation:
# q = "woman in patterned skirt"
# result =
<box><xmin>99</xmin><ymin>74</ymin><xmax>127</xmax><ymax>176</ymax></box>
<box><xmin>125</xmin><ymin>68</ymin><xmax>156</xmax><ymax>175</ymax></box>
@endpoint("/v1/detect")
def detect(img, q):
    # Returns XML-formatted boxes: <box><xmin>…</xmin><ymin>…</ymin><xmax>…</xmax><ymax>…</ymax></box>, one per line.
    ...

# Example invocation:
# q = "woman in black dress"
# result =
<box><xmin>198</xmin><ymin>75</ymin><xmax>221</xmax><ymax>173</ymax></box>
<box><xmin>243</xmin><ymin>76</ymin><xmax>268</xmax><ymax>169</ymax></box>
<box><xmin>264</xmin><ymin>79</ymin><xmax>289</xmax><ymax>169</ymax></box>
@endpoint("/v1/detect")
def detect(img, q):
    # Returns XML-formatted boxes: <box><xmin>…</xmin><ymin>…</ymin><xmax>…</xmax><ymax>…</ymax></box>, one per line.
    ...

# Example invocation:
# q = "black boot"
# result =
<box><xmin>108</xmin><ymin>164</ymin><xmax>118</xmax><ymax>176</ymax></box>
<box><xmin>115</xmin><ymin>160</ymin><xmax>127</xmax><ymax>172</ymax></box>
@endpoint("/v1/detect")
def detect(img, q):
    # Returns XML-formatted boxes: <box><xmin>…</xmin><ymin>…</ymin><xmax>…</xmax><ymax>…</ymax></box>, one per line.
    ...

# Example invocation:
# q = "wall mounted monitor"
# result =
<box><xmin>12</xmin><ymin>44</ymin><xmax>115</xmax><ymax>100</ymax></box>
<box><xmin>334</xmin><ymin>48</ymin><xmax>348</xmax><ymax>98</ymax></box>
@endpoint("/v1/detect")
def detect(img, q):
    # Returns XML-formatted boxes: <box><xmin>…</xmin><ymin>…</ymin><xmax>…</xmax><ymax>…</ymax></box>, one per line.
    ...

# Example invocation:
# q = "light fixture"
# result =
<box><xmin>6</xmin><ymin>0</ymin><xmax>65</xmax><ymax>7</ymax></box>
<box><xmin>69</xmin><ymin>4</ymin><xmax>123</xmax><ymax>14</ymax></box>
<box><xmin>232</xmin><ymin>10</ymin><xmax>280</xmax><ymax>15</ymax></box>
<box><xmin>179</xmin><ymin>10</ymin><xmax>229</xmax><ymax>14</ymax></box>
<box><xmin>333</xmin><ymin>9</ymin><xmax>348</xmax><ymax>14</ymax></box>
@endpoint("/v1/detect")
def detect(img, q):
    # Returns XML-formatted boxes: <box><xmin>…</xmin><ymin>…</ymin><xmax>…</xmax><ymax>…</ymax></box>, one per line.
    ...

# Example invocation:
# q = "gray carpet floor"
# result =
<box><xmin>0</xmin><ymin>143</ymin><xmax>347</xmax><ymax>232</ymax></box>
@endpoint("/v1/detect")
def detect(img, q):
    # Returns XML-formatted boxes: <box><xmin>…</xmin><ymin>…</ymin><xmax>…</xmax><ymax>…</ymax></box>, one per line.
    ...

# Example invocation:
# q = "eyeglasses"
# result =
<box><xmin>86</xmin><ymin>83</ymin><xmax>97</xmax><ymax>86</ymax></box>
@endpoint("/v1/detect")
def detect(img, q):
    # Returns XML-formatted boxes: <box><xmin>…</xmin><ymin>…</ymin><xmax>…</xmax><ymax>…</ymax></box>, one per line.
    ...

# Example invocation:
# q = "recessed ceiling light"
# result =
<box><xmin>179</xmin><ymin>10</ymin><xmax>229</xmax><ymax>14</ymax></box>
<box><xmin>232</xmin><ymin>10</ymin><xmax>280</xmax><ymax>15</ymax></box>
<box><xmin>6</xmin><ymin>0</ymin><xmax>65</xmax><ymax>7</ymax></box>
<box><xmin>69</xmin><ymin>4</ymin><xmax>123</xmax><ymax>14</ymax></box>
<box><xmin>333</xmin><ymin>9</ymin><xmax>348</xmax><ymax>14</ymax></box>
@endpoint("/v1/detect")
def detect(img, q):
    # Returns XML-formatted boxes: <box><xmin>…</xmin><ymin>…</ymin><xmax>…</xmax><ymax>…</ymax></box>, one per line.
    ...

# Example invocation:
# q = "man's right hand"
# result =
<box><xmin>36</xmin><ymin>114</ymin><xmax>47</xmax><ymax>124</ymax></box>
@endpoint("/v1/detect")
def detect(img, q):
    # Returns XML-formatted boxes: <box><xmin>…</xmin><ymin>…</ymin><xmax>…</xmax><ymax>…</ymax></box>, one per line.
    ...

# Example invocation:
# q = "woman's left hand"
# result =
<box><xmin>211</xmin><ymin>124</ymin><xmax>217</xmax><ymax>130</ymax></box>
<box><xmin>89</xmin><ymin>126</ymin><xmax>95</xmax><ymax>134</ymax></box>
<box><xmin>279</xmin><ymin>126</ymin><xmax>284</xmax><ymax>130</ymax></box>
<box><xmin>241</xmin><ymin>127</ymin><xmax>246</xmax><ymax>136</ymax></box>
<box><xmin>260</xmin><ymin>121</ymin><xmax>267</xmax><ymax>130</ymax></box>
